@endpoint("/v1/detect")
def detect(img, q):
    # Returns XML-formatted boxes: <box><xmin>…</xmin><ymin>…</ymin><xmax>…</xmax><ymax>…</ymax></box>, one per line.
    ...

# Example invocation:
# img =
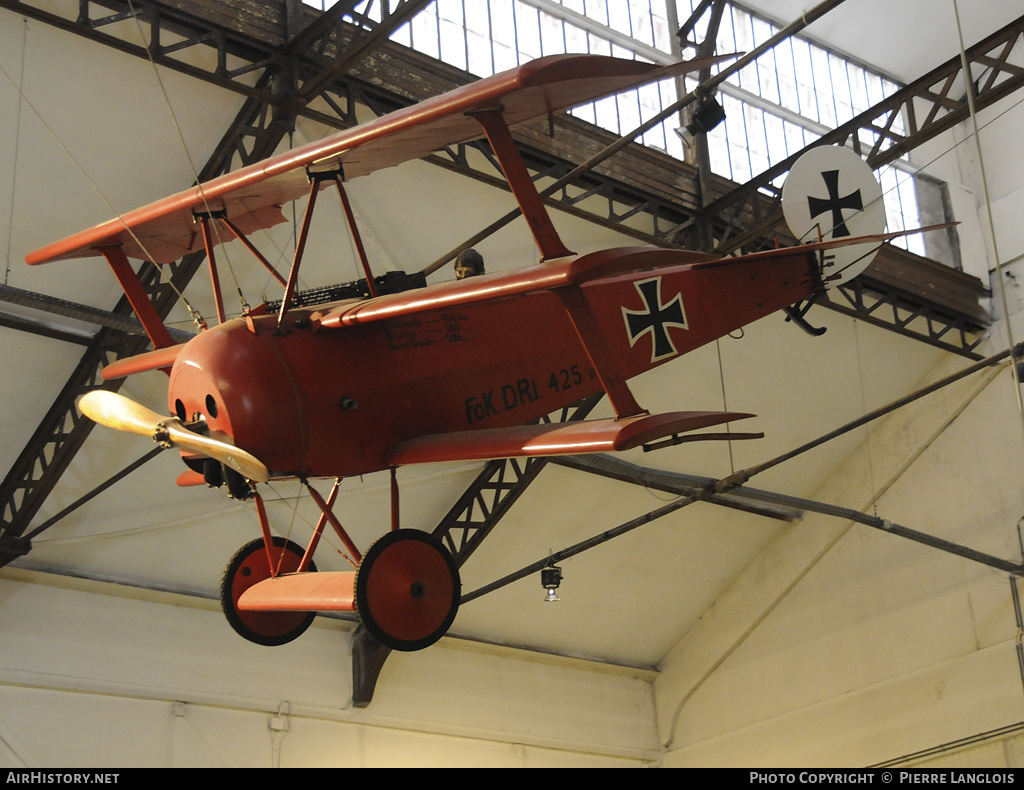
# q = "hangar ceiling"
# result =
<box><xmin>1</xmin><ymin>0</ymin><xmax>1023</xmax><ymax>703</ymax></box>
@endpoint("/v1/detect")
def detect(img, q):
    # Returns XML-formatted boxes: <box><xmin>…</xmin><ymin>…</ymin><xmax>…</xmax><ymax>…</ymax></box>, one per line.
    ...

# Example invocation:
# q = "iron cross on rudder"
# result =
<box><xmin>807</xmin><ymin>169</ymin><xmax>863</xmax><ymax>237</ymax></box>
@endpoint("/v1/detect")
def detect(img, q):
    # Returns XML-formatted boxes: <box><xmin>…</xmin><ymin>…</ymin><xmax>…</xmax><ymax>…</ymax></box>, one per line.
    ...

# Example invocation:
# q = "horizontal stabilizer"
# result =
<box><xmin>386</xmin><ymin>411</ymin><xmax>755</xmax><ymax>466</ymax></box>
<box><xmin>237</xmin><ymin>571</ymin><xmax>356</xmax><ymax>613</ymax></box>
<box><xmin>688</xmin><ymin>224</ymin><xmax>958</xmax><ymax>271</ymax></box>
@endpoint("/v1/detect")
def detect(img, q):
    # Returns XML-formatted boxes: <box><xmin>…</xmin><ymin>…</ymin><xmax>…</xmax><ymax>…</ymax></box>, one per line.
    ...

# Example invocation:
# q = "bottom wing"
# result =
<box><xmin>385</xmin><ymin>411</ymin><xmax>756</xmax><ymax>466</ymax></box>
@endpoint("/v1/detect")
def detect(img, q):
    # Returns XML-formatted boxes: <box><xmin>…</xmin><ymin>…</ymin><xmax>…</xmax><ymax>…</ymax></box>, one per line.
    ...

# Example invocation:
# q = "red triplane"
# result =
<box><xmin>28</xmin><ymin>53</ymin><xmax>926</xmax><ymax>652</ymax></box>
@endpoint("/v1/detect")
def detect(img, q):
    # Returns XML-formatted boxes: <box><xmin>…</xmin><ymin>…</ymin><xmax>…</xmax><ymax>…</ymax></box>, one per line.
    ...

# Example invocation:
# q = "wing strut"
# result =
<box><xmin>97</xmin><ymin>246</ymin><xmax>175</xmax><ymax>349</ymax></box>
<box><xmin>471</xmin><ymin>108</ymin><xmax>573</xmax><ymax>261</ymax></box>
<box><xmin>220</xmin><ymin>217</ymin><xmax>288</xmax><ymax>287</ymax></box>
<box><xmin>329</xmin><ymin>168</ymin><xmax>379</xmax><ymax>298</ymax></box>
<box><xmin>555</xmin><ymin>285</ymin><xmax>646</xmax><ymax>418</ymax></box>
<box><xmin>305</xmin><ymin>480</ymin><xmax>363</xmax><ymax>564</ymax></box>
<box><xmin>298</xmin><ymin>479</ymin><xmax>359</xmax><ymax>570</ymax></box>
<box><xmin>274</xmin><ymin>165</ymin><xmax>381</xmax><ymax>329</ymax></box>
<box><xmin>195</xmin><ymin>212</ymin><xmax>227</xmax><ymax>324</ymax></box>
<box><xmin>278</xmin><ymin>175</ymin><xmax>323</xmax><ymax>329</ymax></box>
<box><xmin>470</xmin><ymin>107</ymin><xmax>646</xmax><ymax>416</ymax></box>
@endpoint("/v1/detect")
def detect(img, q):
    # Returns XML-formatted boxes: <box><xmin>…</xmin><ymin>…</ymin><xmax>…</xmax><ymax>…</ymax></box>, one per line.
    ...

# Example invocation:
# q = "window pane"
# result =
<box><xmin>467</xmin><ymin>29</ymin><xmax>493</xmax><ymax>76</ymax></box>
<box><xmin>708</xmin><ymin>127</ymin><xmax>733</xmax><ymax>181</ymax></box>
<box><xmin>784</xmin><ymin>120</ymin><xmax>806</xmax><ymax>158</ymax></box>
<box><xmin>775</xmin><ymin>40</ymin><xmax>799</xmax><ymax>114</ymax></box>
<box><xmin>516</xmin><ymin>4</ymin><xmax>542</xmax><ymax>60</ymax></box>
<box><xmin>608</xmin><ymin>2</ymin><xmax>632</xmax><ymax>38</ymax></box>
<box><xmin>465</xmin><ymin>1</ymin><xmax>489</xmax><ymax>36</ymax></box>
<box><xmin>539</xmin><ymin>11</ymin><xmax>566</xmax><ymax>55</ymax></box>
<box><xmin>564</xmin><ymin>21</ymin><xmax>589</xmax><ymax>53</ymax></box>
<box><xmin>437</xmin><ymin>0</ymin><xmax>466</xmax><ymax>71</ymax></box>
<box><xmin>588</xmin><ymin>33</ymin><xmax>612</xmax><ymax>56</ymax></box>
<box><xmin>764</xmin><ymin>113</ymin><xmax>787</xmax><ymax>162</ymax></box>
<box><xmin>491</xmin><ymin>0</ymin><xmax>516</xmax><ymax>51</ymax></box>
<box><xmin>586</xmin><ymin>0</ymin><xmax>610</xmax><ymax>27</ymax></box>
<box><xmin>631</xmin><ymin>0</ymin><xmax>654</xmax><ymax>48</ymax></box>
<box><xmin>410</xmin><ymin>6</ymin><xmax>440</xmax><ymax>60</ymax></box>
<box><xmin>811</xmin><ymin>46</ymin><xmax>837</xmax><ymax>127</ymax></box>
<box><xmin>792</xmin><ymin>39</ymin><xmax>818</xmax><ymax>122</ymax></box>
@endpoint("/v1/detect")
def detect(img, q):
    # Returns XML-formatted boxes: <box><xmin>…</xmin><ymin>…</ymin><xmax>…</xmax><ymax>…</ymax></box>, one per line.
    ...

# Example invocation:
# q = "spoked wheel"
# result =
<box><xmin>354</xmin><ymin>529</ymin><xmax>460</xmax><ymax>652</ymax></box>
<box><xmin>221</xmin><ymin>536</ymin><xmax>317</xmax><ymax>646</ymax></box>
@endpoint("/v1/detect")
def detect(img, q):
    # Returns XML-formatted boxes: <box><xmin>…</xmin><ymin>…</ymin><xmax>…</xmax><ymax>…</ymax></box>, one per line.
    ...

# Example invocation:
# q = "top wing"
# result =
<box><xmin>28</xmin><ymin>53</ymin><xmax>728</xmax><ymax>266</ymax></box>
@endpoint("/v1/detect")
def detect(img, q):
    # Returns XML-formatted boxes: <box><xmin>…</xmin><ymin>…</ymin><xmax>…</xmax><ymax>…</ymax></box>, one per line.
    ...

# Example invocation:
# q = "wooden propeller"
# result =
<box><xmin>79</xmin><ymin>390</ymin><xmax>270</xmax><ymax>483</ymax></box>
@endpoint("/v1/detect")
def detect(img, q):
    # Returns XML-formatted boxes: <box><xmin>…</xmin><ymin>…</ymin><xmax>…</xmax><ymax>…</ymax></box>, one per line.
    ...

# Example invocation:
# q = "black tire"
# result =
<box><xmin>220</xmin><ymin>536</ymin><xmax>317</xmax><ymax>646</ymax></box>
<box><xmin>354</xmin><ymin>529</ymin><xmax>460</xmax><ymax>652</ymax></box>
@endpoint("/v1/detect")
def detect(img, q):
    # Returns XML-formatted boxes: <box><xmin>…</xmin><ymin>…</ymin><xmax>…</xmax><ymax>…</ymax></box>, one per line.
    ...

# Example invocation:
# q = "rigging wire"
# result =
<box><xmin>853</xmin><ymin>321</ymin><xmax>878</xmax><ymax>503</ymax></box>
<box><xmin>0</xmin><ymin>44</ymin><xmax>209</xmax><ymax>329</ymax></box>
<box><xmin>123</xmin><ymin>0</ymin><xmax>249</xmax><ymax>317</ymax></box>
<box><xmin>3</xmin><ymin>17</ymin><xmax>27</xmax><ymax>287</ymax></box>
<box><xmin>714</xmin><ymin>338</ymin><xmax>735</xmax><ymax>475</ymax></box>
<box><xmin>952</xmin><ymin>0</ymin><xmax>1024</xmax><ymax>442</ymax></box>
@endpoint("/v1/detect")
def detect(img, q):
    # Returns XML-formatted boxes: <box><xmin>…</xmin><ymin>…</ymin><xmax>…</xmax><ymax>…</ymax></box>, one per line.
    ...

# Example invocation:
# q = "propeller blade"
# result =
<box><xmin>79</xmin><ymin>390</ymin><xmax>270</xmax><ymax>483</ymax></box>
<box><xmin>162</xmin><ymin>423</ymin><xmax>270</xmax><ymax>483</ymax></box>
<box><xmin>79</xmin><ymin>389</ymin><xmax>168</xmax><ymax>437</ymax></box>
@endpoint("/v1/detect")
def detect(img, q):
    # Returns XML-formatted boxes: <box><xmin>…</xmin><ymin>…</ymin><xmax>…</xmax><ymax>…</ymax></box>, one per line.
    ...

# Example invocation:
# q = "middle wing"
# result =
<box><xmin>314</xmin><ymin>247</ymin><xmax>719</xmax><ymax>329</ymax></box>
<box><xmin>312</xmin><ymin>224</ymin><xmax>956</xmax><ymax>330</ymax></box>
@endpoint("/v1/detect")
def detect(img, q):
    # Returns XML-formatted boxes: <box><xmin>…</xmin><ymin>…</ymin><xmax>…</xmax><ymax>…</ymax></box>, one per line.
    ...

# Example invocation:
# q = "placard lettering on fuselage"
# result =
<box><xmin>384</xmin><ymin>311</ymin><xmax>473</xmax><ymax>350</ymax></box>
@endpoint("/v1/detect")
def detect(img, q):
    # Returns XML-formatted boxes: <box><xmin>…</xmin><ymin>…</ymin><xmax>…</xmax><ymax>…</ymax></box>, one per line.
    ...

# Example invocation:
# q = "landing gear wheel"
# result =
<box><xmin>220</xmin><ymin>536</ymin><xmax>317</xmax><ymax>646</ymax></box>
<box><xmin>354</xmin><ymin>529</ymin><xmax>460</xmax><ymax>652</ymax></box>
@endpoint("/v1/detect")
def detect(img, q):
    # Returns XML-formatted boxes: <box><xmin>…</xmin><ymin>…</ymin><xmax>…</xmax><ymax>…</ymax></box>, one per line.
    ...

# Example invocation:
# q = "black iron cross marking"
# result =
<box><xmin>622</xmin><ymin>277</ymin><xmax>688</xmax><ymax>362</ymax></box>
<box><xmin>807</xmin><ymin>168</ymin><xmax>862</xmax><ymax>237</ymax></box>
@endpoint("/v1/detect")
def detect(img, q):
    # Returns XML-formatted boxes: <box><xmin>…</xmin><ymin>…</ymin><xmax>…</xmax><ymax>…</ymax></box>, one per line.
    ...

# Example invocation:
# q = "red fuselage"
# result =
<box><xmin>167</xmin><ymin>246</ymin><xmax>820</xmax><ymax>478</ymax></box>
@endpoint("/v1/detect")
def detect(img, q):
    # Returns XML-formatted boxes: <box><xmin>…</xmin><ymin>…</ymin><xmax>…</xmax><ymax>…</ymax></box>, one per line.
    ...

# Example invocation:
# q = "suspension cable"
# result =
<box><xmin>952</xmin><ymin>0</ymin><xmax>1024</xmax><ymax>441</ymax></box>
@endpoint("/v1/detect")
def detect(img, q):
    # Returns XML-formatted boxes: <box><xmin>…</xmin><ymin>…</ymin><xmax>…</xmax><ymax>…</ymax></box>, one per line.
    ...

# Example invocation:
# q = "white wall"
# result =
<box><xmin>0</xmin><ymin>571</ymin><xmax>658</xmax><ymax>767</ymax></box>
<box><xmin>655</xmin><ymin>344</ymin><xmax>1024</xmax><ymax>765</ymax></box>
